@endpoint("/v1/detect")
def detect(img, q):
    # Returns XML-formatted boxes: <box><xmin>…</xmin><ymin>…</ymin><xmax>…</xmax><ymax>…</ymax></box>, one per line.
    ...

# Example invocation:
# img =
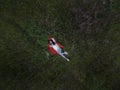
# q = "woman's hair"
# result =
<box><xmin>48</xmin><ymin>40</ymin><xmax>55</xmax><ymax>45</ymax></box>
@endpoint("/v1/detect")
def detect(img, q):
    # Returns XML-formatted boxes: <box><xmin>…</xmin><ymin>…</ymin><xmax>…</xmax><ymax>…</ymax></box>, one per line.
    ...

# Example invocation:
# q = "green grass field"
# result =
<box><xmin>0</xmin><ymin>0</ymin><xmax>120</xmax><ymax>90</ymax></box>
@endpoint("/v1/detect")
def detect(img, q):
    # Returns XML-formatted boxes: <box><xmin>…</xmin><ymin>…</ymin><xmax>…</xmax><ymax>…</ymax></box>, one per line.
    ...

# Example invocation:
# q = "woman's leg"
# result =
<box><xmin>59</xmin><ymin>53</ymin><xmax>70</xmax><ymax>61</ymax></box>
<box><xmin>56</xmin><ymin>47</ymin><xmax>70</xmax><ymax>61</ymax></box>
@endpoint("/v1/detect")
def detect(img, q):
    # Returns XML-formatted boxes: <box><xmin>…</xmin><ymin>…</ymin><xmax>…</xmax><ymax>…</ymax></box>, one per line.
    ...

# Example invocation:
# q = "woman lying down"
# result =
<box><xmin>48</xmin><ymin>36</ymin><xmax>70</xmax><ymax>61</ymax></box>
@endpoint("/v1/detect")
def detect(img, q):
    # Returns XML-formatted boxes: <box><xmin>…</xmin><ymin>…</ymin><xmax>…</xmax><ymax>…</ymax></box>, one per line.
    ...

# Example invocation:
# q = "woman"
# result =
<box><xmin>48</xmin><ymin>36</ymin><xmax>70</xmax><ymax>61</ymax></box>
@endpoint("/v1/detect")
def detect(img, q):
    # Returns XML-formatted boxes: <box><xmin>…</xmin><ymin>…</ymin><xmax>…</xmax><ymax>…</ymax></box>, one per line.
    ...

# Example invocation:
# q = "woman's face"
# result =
<box><xmin>49</xmin><ymin>41</ymin><xmax>52</xmax><ymax>44</ymax></box>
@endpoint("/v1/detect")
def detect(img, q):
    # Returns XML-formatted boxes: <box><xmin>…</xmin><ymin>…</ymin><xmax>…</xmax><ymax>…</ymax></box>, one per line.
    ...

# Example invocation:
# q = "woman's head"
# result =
<box><xmin>48</xmin><ymin>39</ymin><xmax>55</xmax><ymax>45</ymax></box>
